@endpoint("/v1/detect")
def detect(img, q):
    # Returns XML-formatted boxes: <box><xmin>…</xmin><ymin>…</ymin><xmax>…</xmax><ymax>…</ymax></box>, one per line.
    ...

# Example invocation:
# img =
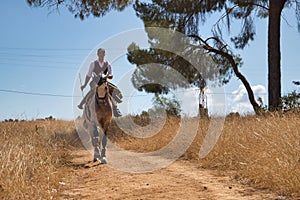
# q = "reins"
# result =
<box><xmin>95</xmin><ymin>82</ymin><xmax>111</xmax><ymax>106</ymax></box>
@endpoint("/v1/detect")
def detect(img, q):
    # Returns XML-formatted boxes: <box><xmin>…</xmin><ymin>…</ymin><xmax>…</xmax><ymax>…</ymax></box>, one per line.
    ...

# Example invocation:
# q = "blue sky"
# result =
<box><xmin>0</xmin><ymin>1</ymin><xmax>299</xmax><ymax>120</ymax></box>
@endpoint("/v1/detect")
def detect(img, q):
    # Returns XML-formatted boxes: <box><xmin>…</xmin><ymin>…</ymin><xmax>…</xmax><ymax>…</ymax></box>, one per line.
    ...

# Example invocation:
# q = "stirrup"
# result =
<box><xmin>113</xmin><ymin>107</ymin><xmax>122</xmax><ymax>117</ymax></box>
<box><xmin>113</xmin><ymin>95</ymin><xmax>123</xmax><ymax>103</ymax></box>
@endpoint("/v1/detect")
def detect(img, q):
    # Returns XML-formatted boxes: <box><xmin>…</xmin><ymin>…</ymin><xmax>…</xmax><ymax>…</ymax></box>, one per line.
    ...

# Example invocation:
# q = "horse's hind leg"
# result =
<box><xmin>91</xmin><ymin>123</ymin><xmax>101</xmax><ymax>162</ymax></box>
<box><xmin>100</xmin><ymin>132</ymin><xmax>107</xmax><ymax>164</ymax></box>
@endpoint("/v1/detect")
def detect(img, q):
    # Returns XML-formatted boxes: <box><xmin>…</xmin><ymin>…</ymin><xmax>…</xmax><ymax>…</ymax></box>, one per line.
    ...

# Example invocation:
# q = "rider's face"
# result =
<box><xmin>98</xmin><ymin>50</ymin><xmax>105</xmax><ymax>60</ymax></box>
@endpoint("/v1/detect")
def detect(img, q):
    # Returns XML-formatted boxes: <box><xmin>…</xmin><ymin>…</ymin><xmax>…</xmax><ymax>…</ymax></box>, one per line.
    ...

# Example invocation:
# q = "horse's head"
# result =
<box><xmin>96</xmin><ymin>76</ymin><xmax>108</xmax><ymax>99</ymax></box>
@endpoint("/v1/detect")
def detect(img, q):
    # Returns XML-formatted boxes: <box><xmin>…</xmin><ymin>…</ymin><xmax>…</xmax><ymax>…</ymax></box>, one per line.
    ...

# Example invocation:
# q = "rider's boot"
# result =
<box><xmin>113</xmin><ymin>104</ymin><xmax>122</xmax><ymax>117</ymax></box>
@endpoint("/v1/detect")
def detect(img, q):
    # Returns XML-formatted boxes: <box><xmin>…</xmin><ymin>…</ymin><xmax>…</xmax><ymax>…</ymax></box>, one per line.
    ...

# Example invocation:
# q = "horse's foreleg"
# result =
<box><xmin>92</xmin><ymin>123</ymin><xmax>101</xmax><ymax>162</ymax></box>
<box><xmin>100</xmin><ymin>132</ymin><xmax>107</xmax><ymax>164</ymax></box>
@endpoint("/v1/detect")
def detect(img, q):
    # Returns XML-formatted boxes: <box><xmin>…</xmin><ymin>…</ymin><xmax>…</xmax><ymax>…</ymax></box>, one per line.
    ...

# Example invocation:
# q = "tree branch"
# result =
<box><xmin>188</xmin><ymin>34</ymin><xmax>261</xmax><ymax>114</ymax></box>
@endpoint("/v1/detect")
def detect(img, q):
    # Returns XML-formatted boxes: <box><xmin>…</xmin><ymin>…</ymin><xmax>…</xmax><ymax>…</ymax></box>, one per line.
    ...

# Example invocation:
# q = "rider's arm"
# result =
<box><xmin>81</xmin><ymin>62</ymin><xmax>94</xmax><ymax>90</ymax></box>
<box><xmin>82</xmin><ymin>75</ymin><xmax>91</xmax><ymax>88</ymax></box>
<box><xmin>106</xmin><ymin>63</ymin><xmax>113</xmax><ymax>79</ymax></box>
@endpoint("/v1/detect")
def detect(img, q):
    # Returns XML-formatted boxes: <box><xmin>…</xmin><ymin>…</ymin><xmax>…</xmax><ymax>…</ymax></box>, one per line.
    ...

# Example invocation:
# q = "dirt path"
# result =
<box><xmin>59</xmin><ymin>149</ymin><xmax>277</xmax><ymax>200</ymax></box>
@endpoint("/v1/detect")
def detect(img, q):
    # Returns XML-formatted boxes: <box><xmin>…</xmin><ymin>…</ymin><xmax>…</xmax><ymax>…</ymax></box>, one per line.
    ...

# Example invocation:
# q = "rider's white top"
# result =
<box><xmin>87</xmin><ymin>59</ymin><xmax>112</xmax><ymax>77</ymax></box>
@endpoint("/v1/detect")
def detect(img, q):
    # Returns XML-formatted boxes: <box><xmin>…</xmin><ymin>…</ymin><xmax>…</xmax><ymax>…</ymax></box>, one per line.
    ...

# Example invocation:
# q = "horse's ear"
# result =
<box><xmin>97</xmin><ymin>76</ymin><xmax>103</xmax><ymax>86</ymax></box>
<box><xmin>97</xmin><ymin>76</ymin><xmax>107</xmax><ymax>86</ymax></box>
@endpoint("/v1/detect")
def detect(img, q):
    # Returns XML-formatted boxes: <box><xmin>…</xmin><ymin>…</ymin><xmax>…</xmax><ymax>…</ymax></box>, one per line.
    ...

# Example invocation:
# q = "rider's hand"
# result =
<box><xmin>107</xmin><ymin>74</ymin><xmax>113</xmax><ymax>79</ymax></box>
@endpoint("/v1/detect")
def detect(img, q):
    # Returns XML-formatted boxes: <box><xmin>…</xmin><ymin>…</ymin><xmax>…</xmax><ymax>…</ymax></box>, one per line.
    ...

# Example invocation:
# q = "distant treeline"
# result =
<box><xmin>2</xmin><ymin>115</ymin><xmax>55</xmax><ymax>122</ymax></box>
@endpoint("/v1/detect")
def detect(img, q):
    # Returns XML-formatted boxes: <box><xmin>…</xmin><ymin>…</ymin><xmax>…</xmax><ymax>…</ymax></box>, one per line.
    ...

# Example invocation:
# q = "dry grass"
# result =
<box><xmin>108</xmin><ymin>116</ymin><xmax>181</xmax><ymax>152</ymax></box>
<box><xmin>1</xmin><ymin>113</ymin><xmax>299</xmax><ymax>198</ymax></box>
<box><xmin>0</xmin><ymin>120</ymin><xmax>78</xmax><ymax>200</ymax></box>
<box><xmin>186</xmin><ymin>113</ymin><xmax>300</xmax><ymax>197</ymax></box>
<box><xmin>109</xmin><ymin>113</ymin><xmax>300</xmax><ymax>197</ymax></box>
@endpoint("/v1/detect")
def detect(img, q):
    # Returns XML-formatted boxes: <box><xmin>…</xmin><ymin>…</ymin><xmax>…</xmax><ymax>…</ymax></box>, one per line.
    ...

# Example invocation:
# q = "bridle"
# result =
<box><xmin>95</xmin><ymin>81</ymin><xmax>110</xmax><ymax>106</ymax></box>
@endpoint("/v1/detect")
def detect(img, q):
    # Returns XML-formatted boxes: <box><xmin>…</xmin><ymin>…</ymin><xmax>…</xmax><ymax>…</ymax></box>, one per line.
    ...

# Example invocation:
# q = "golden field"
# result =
<box><xmin>0</xmin><ymin>120</ymin><xmax>77</xmax><ymax>199</ymax></box>
<box><xmin>0</xmin><ymin>113</ymin><xmax>299</xmax><ymax>199</ymax></box>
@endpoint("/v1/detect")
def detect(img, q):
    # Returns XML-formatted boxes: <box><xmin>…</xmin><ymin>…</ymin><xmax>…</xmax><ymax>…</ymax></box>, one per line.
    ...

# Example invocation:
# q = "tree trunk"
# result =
<box><xmin>268</xmin><ymin>0</ymin><xmax>286</xmax><ymax>111</ymax></box>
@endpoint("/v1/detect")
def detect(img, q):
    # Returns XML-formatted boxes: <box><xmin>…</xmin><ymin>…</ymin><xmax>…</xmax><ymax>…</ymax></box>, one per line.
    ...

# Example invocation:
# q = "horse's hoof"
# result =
<box><xmin>100</xmin><ymin>157</ymin><xmax>107</xmax><ymax>164</ymax></box>
<box><xmin>93</xmin><ymin>158</ymin><xmax>101</xmax><ymax>162</ymax></box>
